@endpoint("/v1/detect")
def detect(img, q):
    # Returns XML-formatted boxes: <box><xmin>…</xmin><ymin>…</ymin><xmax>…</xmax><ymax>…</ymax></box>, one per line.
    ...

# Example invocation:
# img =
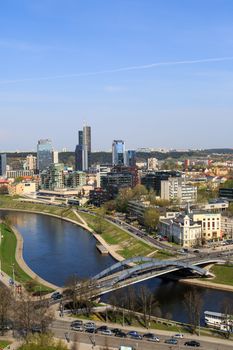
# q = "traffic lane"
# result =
<box><xmin>50</xmin><ymin>321</ymin><xmax>233</xmax><ymax>350</ymax></box>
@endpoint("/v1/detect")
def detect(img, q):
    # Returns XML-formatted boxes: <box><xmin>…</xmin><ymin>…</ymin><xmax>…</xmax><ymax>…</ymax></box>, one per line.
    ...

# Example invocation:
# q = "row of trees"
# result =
<box><xmin>0</xmin><ymin>286</ymin><xmax>53</xmax><ymax>337</ymax></box>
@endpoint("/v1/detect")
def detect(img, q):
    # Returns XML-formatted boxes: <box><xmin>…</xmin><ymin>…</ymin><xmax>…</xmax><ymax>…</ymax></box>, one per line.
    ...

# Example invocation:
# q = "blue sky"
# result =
<box><xmin>1</xmin><ymin>0</ymin><xmax>233</xmax><ymax>151</ymax></box>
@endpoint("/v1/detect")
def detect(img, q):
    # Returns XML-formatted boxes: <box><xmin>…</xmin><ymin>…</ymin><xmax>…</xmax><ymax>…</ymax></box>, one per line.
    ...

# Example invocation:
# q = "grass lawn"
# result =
<box><xmin>0</xmin><ymin>223</ymin><xmax>53</xmax><ymax>293</ymax></box>
<box><xmin>0</xmin><ymin>341</ymin><xmax>10</xmax><ymax>348</ymax></box>
<box><xmin>209</xmin><ymin>264</ymin><xmax>233</xmax><ymax>286</ymax></box>
<box><xmin>78</xmin><ymin>211</ymin><xmax>155</xmax><ymax>259</ymax></box>
<box><xmin>0</xmin><ymin>195</ymin><xmax>82</xmax><ymax>224</ymax></box>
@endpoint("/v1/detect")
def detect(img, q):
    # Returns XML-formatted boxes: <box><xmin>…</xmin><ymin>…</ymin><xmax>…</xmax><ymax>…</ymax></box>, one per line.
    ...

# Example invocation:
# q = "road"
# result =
<box><xmin>50</xmin><ymin>319</ymin><xmax>233</xmax><ymax>350</ymax></box>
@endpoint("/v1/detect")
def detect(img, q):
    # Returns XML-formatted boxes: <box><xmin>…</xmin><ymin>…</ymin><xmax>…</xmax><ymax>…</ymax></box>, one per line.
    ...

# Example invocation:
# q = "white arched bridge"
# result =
<box><xmin>84</xmin><ymin>256</ymin><xmax>224</xmax><ymax>297</ymax></box>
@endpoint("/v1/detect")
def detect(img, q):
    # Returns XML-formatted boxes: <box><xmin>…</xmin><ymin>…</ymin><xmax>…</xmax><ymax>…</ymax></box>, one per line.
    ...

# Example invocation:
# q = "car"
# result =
<box><xmin>84</xmin><ymin>322</ymin><xmax>96</xmax><ymax>329</ymax></box>
<box><xmin>51</xmin><ymin>292</ymin><xmax>62</xmax><ymax>300</ymax></box>
<box><xmin>115</xmin><ymin>331</ymin><xmax>127</xmax><ymax>338</ymax></box>
<box><xmin>184</xmin><ymin>340</ymin><xmax>200</xmax><ymax>347</ymax></box>
<box><xmin>100</xmin><ymin>329</ymin><xmax>113</xmax><ymax>336</ymax></box>
<box><xmin>71</xmin><ymin>325</ymin><xmax>84</xmax><ymax>332</ymax></box>
<box><xmin>143</xmin><ymin>333</ymin><xmax>160</xmax><ymax>342</ymax></box>
<box><xmin>164</xmin><ymin>338</ymin><xmax>178</xmax><ymax>345</ymax></box>
<box><xmin>111</xmin><ymin>328</ymin><xmax>121</xmax><ymax>334</ymax></box>
<box><xmin>193</xmin><ymin>249</ymin><xmax>200</xmax><ymax>254</ymax></box>
<box><xmin>71</xmin><ymin>320</ymin><xmax>83</xmax><ymax>327</ymax></box>
<box><xmin>129</xmin><ymin>334</ymin><xmax>142</xmax><ymax>340</ymax></box>
<box><xmin>173</xmin><ymin>333</ymin><xmax>184</xmax><ymax>338</ymax></box>
<box><xmin>85</xmin><ymin>327</ymin><xmax>96</xmax><ymax>333</ymax></box>
<box><xmin>96</xmin><ymin>326</ymin><xmax>108</xmax><ymax>333</ymax></box>
<box><xmin>127</xmin><ymin>331</ymin><xmax>140</xmax><ymax>337</ymax></box>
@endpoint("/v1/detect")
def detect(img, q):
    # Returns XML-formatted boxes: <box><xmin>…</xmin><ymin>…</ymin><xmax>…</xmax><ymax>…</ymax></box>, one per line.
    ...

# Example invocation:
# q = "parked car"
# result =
<box><xmin>111</xmin><ymin>328</ymin><xmax>121</xmax><ymax>334</ymax></box>
<box><xmin>129</xmin><ymin>333</ymin><xmax>142</xmax><ymax>340</ymax></box>
<box><xmin>96</xmin><ymin>325</ymin><xmax>108</xmax><ymax>333</ymax></box>
<box><xmin>184</xmin><ymin>340</ymin><xmax>200</xmax><ymax>347</ymax></box>
<box><xmin>70</xmin><ymin>320</ymin><xmax>83</xmax><ymax>327</ymax></box>
<box><xmin>100</xmin><ymin>329</ymin><xmax>113</xmax><ymax>336</ymax></box>
<box><xmin>143</xmin><ymin>333</ymin><xmax>160</xmax><ymax>342</ymax></box>
<box><xmin>115</xmin><ymin>331</ymin><xmax>127</xmax><ymax>338</ymax></box>
<box><xmin>71</xmin><ymin>325</ymin><xmax>84</xmax><ymax>332</ymax></box>
<box><xmin>165</xmin><ymin>338</ymin><xmax>178</xmax><ymax>345</ymax></box>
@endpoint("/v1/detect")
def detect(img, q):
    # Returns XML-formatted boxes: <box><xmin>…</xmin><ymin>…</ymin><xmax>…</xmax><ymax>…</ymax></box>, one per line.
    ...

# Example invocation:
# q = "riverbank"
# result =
<box><xmin>0</xmin><ymin>199</ymin><xmax>232</xmax><ymax>293</ymax></box>
<box><xmin>0</xmin><ymin>221</ymin><xmax>56</xmax><ymax>292</ymax></box>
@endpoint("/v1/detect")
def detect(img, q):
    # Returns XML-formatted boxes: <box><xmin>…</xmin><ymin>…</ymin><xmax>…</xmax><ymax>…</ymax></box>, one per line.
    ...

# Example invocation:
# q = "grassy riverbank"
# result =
<box><xmin>209</xmin><ymin>264</ymin><xmax>233</xmax><ymax>286</ymax></box>
<box><xmin>0</xmin><ymin>223</ymin><xmax>52</xmax><ymax>293</ymax></box>
<box><xmin>78</xmin><ymin>211</ymin><xmax>155</xmax><ymax>258</ymax></box>
<box><xmin>0</xmin><ymin>195</ymin><xmax>82</xmax><ymax>224</ymax></box>
<box><xmin>0</xmin><ymin>340</ymin><xmax>10</xmax><ymax>348</ymax></box>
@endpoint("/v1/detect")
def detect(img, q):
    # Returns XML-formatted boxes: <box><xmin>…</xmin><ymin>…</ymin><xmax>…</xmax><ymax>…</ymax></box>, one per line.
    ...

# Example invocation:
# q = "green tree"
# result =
<box><xmin>132</xmin><ymin>184</ymin><xmax>148</xmax><ymax>199</ymax></box>
<box><xmin>221</xmin><ymin>180</ymin><xmax>233</xmax><ymax>188</ymax></box>
<box><xmin>144</xmin><ymin>208</ymin><xmax>160</xmax><ymax>233</ymax></box>
<box><xmin>116</xmin><ymin>188</ymin><xmax>133</xmax><ymax>212</ymax></box>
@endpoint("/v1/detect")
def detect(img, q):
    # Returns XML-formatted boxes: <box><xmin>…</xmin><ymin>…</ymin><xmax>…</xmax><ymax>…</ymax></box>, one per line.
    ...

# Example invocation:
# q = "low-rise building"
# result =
<box><xmin>159</xmin><ymin>213</ymin><xmax>202</xmax><ymax>247</ymax></box>
<box><xmin>192</xmin><ymin>211</ymin><xmax>221</xmax><ymax>241</ymax></box>
<box><xmin>221</xmin><ymin>214</ymin><xmax>233</xmax><ymax>239</ymax></box>
<box><xmin>161</xmin><ymin>177</ymin><xmax>197</xmax><ymax>203</ymax></box>
<box><xmin>9</xmin><ymin>181</ymin><xmax>37</xmax><ymax>196</ymax></box>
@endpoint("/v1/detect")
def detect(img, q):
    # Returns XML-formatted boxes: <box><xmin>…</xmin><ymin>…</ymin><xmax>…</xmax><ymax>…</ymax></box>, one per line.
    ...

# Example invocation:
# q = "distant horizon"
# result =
<box><xmin>1</xmin><ymin>146</ymin><xmax>233</xmax><ymax>154</ymax></box>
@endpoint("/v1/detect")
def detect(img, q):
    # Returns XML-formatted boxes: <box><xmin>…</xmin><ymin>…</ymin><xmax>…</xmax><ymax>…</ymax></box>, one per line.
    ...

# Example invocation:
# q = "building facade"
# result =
<box><xmin>112</xmin><ymin>140</ymin><xmax>126</xmax><ymax>166</ymax></box>
<box><xmin>161</xmin><ymin>177</ymin><xmax>197</xmax><ymax>203</ymax></box>
<box><xmin>0</xmin><ymin>154</ymin><xmax>7</xmax><ymax>177</ymax></box>
<box><xmin>82</xmin><ymin>125</ymin><xmax>91</xmax><ymax>171</ymax></box>
<box><xmin>37</xmin><ymin>139</ymin><xmax>53</xmax><ymax>172</ymax></box>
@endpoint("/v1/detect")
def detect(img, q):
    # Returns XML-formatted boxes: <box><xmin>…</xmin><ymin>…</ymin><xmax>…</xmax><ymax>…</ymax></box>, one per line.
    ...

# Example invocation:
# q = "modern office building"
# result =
<box><xmin>40</xmin><ymin>163</ymin><xmax>64</xmax><ymax>190</ymax></box>
<box><xmin>112</xmin><ymin>140</ymin><xmax>125</xmax><ymax>166</ymax></box>
<box><xmin>141</xmin><ymin>171</ymin><xmax>181</xmax><ymax>195</ymax></box>
<box><xmin>82</xmin><ymin>125</ymin><xmax>91</xmax><ymax>171</ymax></box>
<box><xmin>0</xmin><ymin>154</ymin><xmax>7</xmax><ymax>177</ymax></box>
<box><xmin>37</xmin><ymin>139</ymin><xmax>53</xmax><ymax>172</ymax></box>
<box><xmin>126</xmin><ymin>150</ymin><xmax>136</xmax><ymax>167</ymax></box>
<box><xmin>101</xmin><ymin>165</ymin><xmax>139</xmax><ymax>197</ymax></box>
<box><xmin>75</xmin><ymin>126</ymin><xmax>91</xmax><ymax>172</ymax></box>
<box><xmin>161</xmin><ymin>177</ymin><xmax>197</xmax><ymax>203</ymax></box>
<box><xmin>219</xmin><ymin>187</ymin><xmax>233</xmax><ymax>201</ymax></box>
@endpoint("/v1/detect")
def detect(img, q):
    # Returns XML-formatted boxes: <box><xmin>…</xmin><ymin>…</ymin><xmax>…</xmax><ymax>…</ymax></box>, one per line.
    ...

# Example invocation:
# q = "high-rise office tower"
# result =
<box><xmin>112</xmin><ymin>140</ymin><xmax>125</xmax><ymax>166</ymax></box>
<box><xmin>75</xmin><ymin>129</ymin><xmax>83</xmax><ymax>171</ymax></box>
<box><xmin>126</xmin><ymin>150</ymin><xmax>136</xmax><ymax>167</ymax></box>
<box><xmin>37</xmin><ymin>139</ymin><xmax>53</xmax><ymax>172</ymax></box>
<box><xmin>75</xmin><ymin>126</ymin><xmax>91</xmax><ymax>171</ymax></box>
<box><xmin>0</xmin><ymin>154</ymin><xmax>7</xmax><ymax>177</ymax></box>
<box><xmin>82</xmin><ymin>125</ymin><xmax>91</xmax><ymax>171</ymax></box>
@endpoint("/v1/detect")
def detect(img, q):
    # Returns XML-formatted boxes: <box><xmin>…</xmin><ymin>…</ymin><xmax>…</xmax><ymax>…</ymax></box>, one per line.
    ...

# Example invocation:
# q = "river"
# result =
<box><xmin>1</xmin><ymin>210</ymin><xmax>232</xmax><ymax>324</ymax></box>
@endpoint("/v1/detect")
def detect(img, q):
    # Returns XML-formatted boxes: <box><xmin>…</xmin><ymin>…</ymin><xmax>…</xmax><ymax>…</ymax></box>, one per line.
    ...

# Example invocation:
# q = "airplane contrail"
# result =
<box><xmin>1</xmin><ymin>56</ymin><xmax>233</xmax><ymax>85</ymax></box>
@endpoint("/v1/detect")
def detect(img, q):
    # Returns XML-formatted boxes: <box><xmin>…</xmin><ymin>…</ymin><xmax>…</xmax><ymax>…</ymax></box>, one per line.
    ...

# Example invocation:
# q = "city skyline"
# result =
<box><xmin>1</xmin><ymin>0</ymin><xmax>233</xmax><ymax>150</ymax></box>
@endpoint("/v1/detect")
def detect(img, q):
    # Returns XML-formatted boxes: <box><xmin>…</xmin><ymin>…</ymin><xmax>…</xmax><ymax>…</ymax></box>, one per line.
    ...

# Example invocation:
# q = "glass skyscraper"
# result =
<box><xmin>112</xmin><ymin>140</ymin><xmax>126</xmax><ymax>166</ymax></box>
<box><xmin>37</xmin><ymin>139</ymin><xmax>53</xmax><ymax>172</ymax></box>
<box><xmin>0</xmin><ymin>154</ymin><xmax>7</xmax><ymax>177</ymax></box>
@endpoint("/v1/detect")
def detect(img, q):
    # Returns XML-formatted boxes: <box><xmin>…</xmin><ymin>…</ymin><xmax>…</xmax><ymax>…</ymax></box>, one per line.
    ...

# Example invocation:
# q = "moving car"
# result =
<box><xmin>164</xmin><ymin>338</ymin><xmax>178</xmax><ymax>345</ymax></box>
<box><xmin>173</xmin><ymin>333</ymin><xmax>184</xmax><ymax>338</ymax></box>
<box><xmin>184</xmin><ymin>340</ymin><xmax>200</xmax><ymax>347</ymax></box>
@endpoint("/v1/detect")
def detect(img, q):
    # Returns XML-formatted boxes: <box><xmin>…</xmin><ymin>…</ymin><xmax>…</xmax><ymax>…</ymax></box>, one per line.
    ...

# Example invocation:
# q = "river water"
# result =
<box><xmin>1</xmin><ymin>210</ymin><xmax>232</xmax><ymax>324</ymax></box>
